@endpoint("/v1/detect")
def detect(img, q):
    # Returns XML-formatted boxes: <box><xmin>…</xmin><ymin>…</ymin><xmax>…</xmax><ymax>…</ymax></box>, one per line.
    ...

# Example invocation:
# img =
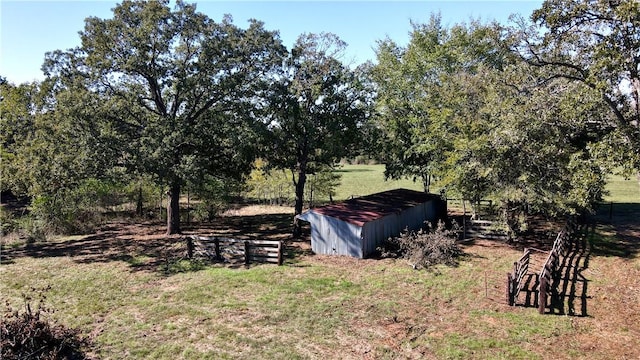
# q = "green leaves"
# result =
<box><xmin>266</xmin><ymin>32</ymin><xmax>369</xmax><ymax>216</ymax></box>
<box><xmin>520</xmin><ymin>0</ymin><xmax>640</xmax><ymax>168</ymax></box>
<box><xmin>35</xmin><ymin>0</ymin><xmax>288</xmax><ymax>233</ymax></box>
<box><xmin>372</xmin><ymin>18</ymin><xmax>503</xmax><ymax>193</ymax></box>
<box><xmin>372</xmin><ymin>12</ymin><xmax>615</xmax><ymax>222</ymax></box>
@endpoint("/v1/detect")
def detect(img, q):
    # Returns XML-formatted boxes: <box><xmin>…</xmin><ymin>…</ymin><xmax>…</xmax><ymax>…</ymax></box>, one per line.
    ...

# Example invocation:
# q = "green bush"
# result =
<box><xmin>124</xmin><ymin>178</ymin><xmax>162</xmax><ymax>216</ymax></box>
<box><xmin>190</xmin><ymin>200</ymin><xmax>225</xmax><ymax>222</ymax></box>
<box><xmin>245</xmin><ymin>159</ymin><xmax>294</xmax><ymax>205</ymax></box>
<box><xmin>15</xmin><ymin>215</ymin><xmax>48</xmax><ymax>243</ymax></box>
<box><xmin>29</xmin><ymin>195</ymin><xmax>81</xmax><ymax>236</ymax></box>
<box><xmin>0</xmin><ymin>207</ymin><xmax>17</xmax><ymax>236</ymax></box>
<box><xmin>305</xmin><ymin>165</ymin><xmax>341</xmax><ymax>206</ymax></box>
<box><xmin>188</xmin><ymin>175</ymin><xmax>241</xmax><ymax>222</ymax></box>
<box><xmin>75</xmin><ymin>178</ymin><xmax>122</xmax><ymax>210</ymax></box>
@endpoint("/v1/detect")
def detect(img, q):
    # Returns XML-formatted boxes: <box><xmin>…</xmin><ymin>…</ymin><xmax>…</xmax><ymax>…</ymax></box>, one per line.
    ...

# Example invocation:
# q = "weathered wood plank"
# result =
<box><xmin>247</xmin><ymin>255</ymin><xmax>281</xmax><ymax>263</ymax></box>
<box><xmin>470</xmin><ymin>220</ymin><xmax>494</xmax><ymax>225</ymax></box>
<box><xmin>187</xmin><ymin>236</ymin><xmax>283</xmax><ymax>266</ymax></box>
<box><xmin>247</xmin><ymin>251</ymin><xmax>279</xmax><ymax>258</ymax></box>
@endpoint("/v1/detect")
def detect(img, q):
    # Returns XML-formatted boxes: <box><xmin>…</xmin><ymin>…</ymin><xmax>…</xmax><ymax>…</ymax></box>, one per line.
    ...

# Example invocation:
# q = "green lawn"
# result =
<box><xmin>336</xmin><ymin>165</ymin><xmax>640</xmax><ymax>205</ymax></box>
<box><xmin>603</xmin><ymin>173</ymin><xmax>640</xmax><ymax>203</ymax></box>
<box><xmin>1</xmin><ymin>242</ymin><xmax>580</xmax><ymax>360</ymax></box>
<box><xmin>334</xmin><ymin>164</ymin><xmax>423</xmax><ymax>200</ymax></box>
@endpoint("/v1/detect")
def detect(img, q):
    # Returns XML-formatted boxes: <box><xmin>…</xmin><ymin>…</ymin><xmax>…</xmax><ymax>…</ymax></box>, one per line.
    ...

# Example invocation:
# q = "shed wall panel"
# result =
<box><xmin>299</xmin><ymin>191</ymin><xmax>444</xmax><ymax>259</ymax></box>
<box><xmin>302</xmin><ymin>211</ymin><xmax>363</xmax><ymax>257</ymax></box>
<box><xmin>361</xmin><ymin>200</ymin><xmax>438</xmax><ymax>257</ymax></box>
<box><xmin>326</xmin><ymin>215</ymin><xmax>362</xmax><ymax>257</ymax></box>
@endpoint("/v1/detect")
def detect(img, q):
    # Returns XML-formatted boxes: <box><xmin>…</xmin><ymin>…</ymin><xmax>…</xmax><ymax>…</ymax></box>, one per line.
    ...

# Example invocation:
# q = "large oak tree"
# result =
<box><xmin>371</xmin><ymin>15</ymin><xmax>611</xmax><ymax>234</ymax></box>
<box><xmin>371</xmin><ymin>16</ymin><xmax>506</xmax><ymax>195</ymax></box>
<box><xmin>44</xmin><ymin>0</ymin><xmax>286</xmax><ymax>234</ymax></box>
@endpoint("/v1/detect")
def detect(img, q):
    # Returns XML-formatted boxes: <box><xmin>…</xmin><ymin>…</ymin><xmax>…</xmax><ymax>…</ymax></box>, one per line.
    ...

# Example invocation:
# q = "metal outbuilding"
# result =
<box><xmin>297</xmin><ymin>188</ymin><xmax>446</xmax><ymax>258</ymax></box>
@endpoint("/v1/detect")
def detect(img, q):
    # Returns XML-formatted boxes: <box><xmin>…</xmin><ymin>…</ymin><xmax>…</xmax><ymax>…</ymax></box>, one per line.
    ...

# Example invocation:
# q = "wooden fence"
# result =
<box><xmin>537</xmin><ymin>217</ymin><xmax>577</xmax><ymax>314</ymax></box>
<box><xmin>506</xmin><ymin>248</ymin><xmax>532</xmax><ymax>306</ymax></box>
<box><xmin>186</xmin><ymin>236</ymin><xmax>283</xmax><ymax>266</ymax></box>
<box><xmin>465</xmin><ymin>220</ymin><xmax>508</xmax><ymax>241</ymax></box>
<box><xmin>505</xmin><ymin>217</ymin><xmax>579</xmax><ymax>312</ymax></box>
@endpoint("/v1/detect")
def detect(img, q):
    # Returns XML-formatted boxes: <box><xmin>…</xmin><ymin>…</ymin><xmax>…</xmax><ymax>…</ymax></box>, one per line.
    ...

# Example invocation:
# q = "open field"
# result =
<box><xmin>1</xmin><ymin>168</ymin><xmax>639</xmax><ymax>359</ymax></box>
<box><xmin>334</xmin><ymin>164</ymin><xmax>423</xmax><ymax>201</ymax></box>
<box><xmin>602</xmin><ymin>173</ymin><xmax>640</xmax><ymax>203</ymax></box>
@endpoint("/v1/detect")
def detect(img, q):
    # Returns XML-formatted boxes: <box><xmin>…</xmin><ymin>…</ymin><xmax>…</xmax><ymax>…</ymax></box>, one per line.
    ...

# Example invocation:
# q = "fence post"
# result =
<box><xmin>214</xmin><ymin>237</ymin><xmax>221</xmax><ymax>261</ymax></box>
<box><xmin>462</xmin><ymin>199</ymin><xmax>467</xmax><ymax>240</ymax></box>
<box><xmin>277</xmin><ymin>241</ymin><xmax>283</xmax><ymax>266</ymax></box>
<box><xmin>506</xmin><ymin>273</ymin><xmax>513</xmax><ymax>305</ymax></box>
<box><xmin>186</xmin><ymin>236</ymin><xmax>194</xmax><ymax>259</ymax></box>
<box><xmin>244</xmin><ymin>241</ymin><xmax>250</xmax><ymax>265</ymax></box>
<box><xmin>538</xmin><ymin>276</ymin><xmax>547</xmax><ymax>314</ymax></box>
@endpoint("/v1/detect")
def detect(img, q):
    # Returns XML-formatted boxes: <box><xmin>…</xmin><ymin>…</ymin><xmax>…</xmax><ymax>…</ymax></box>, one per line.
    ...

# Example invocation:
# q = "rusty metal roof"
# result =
<box><xmin>310</xmin><ymin>188</ymin><xmax>439</xmax><ymax>227</ymax></box>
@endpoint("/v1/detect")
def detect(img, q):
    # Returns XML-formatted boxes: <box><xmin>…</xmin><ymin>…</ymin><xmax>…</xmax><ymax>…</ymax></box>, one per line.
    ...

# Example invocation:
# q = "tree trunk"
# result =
<box><xmin>136</xmin><ymin>185</ymin><xmax>143</xmax><ymax>216</ymax></box>
<box><xmin>293</xmin><ymin>170</ymin><xmax>307</xmax><ymax>238</ymax></box>
<box><xmin>422</xmin><ymin>174</ymin><xmax>431</xmax><ymax>193</ymax></box>
<box><xmin>166</xmin><ymin>181</ymin><xmax>181</xmax><ymax>235</ymax></box>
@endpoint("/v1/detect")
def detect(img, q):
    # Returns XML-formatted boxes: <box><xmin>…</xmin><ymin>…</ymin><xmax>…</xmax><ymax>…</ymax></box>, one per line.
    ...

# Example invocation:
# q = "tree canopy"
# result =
<box><xmin>43</xmin><ymin>0</ymin><xmax>286</xmax><ymax>234</ymax></box>
<box><xmin>265</xmin><ymin>32</ymin><xmax>370</xmax><ymax>236</ymax></box>
<box><xmin>371</xmin><ymin>11</ymin><xmax>616</xmax><ymax>232</ymax></box>
<box><xmin>512</xmin><ymin>0</ymin><xmax>640</xmax><ymax>170</ymax></box>
<box><xmin>371</xmin><ymin>16</ymin><xmax>506</xmax><ymax>192</ymax></box>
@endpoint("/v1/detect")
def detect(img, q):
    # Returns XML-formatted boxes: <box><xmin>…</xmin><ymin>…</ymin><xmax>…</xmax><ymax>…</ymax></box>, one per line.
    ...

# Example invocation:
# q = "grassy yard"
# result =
<box><xmin>334</xmin><ymin>164</ymin><xmax>423</xmax><ymax>200</ymax></box>
<box><xmin>1</xmin><ymin>167</ymin><xmax>639</xmax><ymax>359</ymax></box>
<box><xmin>336</xmin><ymin>164</ymin><xmax>640</xmax><ymax>203</ymax></box>
<box><xmin>602</xmin><ymin>173</ymin><xmax>640</xmax><ymax>203</ymax></box>
<box><xmin>1</xmin><ymin>238</ymin><xmax>582</xmax><ymax>359</ymax></box>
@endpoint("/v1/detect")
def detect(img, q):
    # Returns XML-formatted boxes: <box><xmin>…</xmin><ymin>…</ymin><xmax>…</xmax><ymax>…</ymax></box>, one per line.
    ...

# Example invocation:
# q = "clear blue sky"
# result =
<box><xmin>0</xmin><ymin>1</ymin><xmax>542</xmax><ymax>85</ymax></box>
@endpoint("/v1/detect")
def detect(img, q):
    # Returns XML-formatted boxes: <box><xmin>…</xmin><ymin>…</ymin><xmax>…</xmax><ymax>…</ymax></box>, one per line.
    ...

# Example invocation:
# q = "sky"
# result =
<box><xmin>0</xmin><ymin>0</ymin><xmax>543</xmax><ymax>85</ymax></box>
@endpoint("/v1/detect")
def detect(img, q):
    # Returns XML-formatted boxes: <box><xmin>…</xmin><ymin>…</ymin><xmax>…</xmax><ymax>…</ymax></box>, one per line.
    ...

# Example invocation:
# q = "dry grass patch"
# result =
<box><xmin>221</xmin><ymin>205</ymin><xmax>294</xmax><ymax>217</ymax></box>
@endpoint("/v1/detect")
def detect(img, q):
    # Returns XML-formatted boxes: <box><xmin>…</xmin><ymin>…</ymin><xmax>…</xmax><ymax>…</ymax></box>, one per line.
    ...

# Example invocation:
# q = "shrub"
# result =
<box><xmin>188</xmin><ymin>175</ymin><xmax>241</xmax><ymax>222</ymax></box>
<box><xmin>245</xmin><ymin>159</ymin><xmax>294</xmax><ymax>205</ymax></box>
<box><xmin>15</xmin><ymin>215</ymin><xmax>48</xmax><ymax>243</ymax></box>
<box><xmin>0</xmin><ymin>207</ymin><xmax>17</xmax><ymax>236</ymax></box>
<box><xmin>190</xmin><ymin>200</ymin><xmax>225</xmax><ymax>222</ymax></box>
<box><xmin>380</xmin><ymin>221</ymin><xmax>462</xmax><ymax>270</ymax></box>
<box><xmin>1</xmin><ymin>287</ymin><xmax>90</xmax><ymax>360</ymax></box>
<box><xmin>305</xmin><ymin>165</ymin><xmax>342</xmax><ymax>207</ymax></box>
<box><xmin>124</xmin><ymin>178</ymin><xmax>162</xmax><ymax>216</ymax></box>
<box><xmin>27</xmin><ymin>185</ymin><xmax>107</xmax><ymax>236</ymax></box>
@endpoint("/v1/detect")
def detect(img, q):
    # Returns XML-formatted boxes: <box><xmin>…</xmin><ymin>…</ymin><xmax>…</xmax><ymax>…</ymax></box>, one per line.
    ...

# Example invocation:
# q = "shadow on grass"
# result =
<box><xmin>548</xmin><ymin>222</ymin><xmax>592</xmax><ymax>316</ymax></box>
<box><xmin>1</xmin><ymin>213</ymin><xmax>310</xmax><ymax>274</ymax></box>
<box><xmin>515</xmin><ymin>222</ymin><xmax>593</xmax><ymax>317</ymax></box>
<box><xmin>335</xmin><ymin>168</ymin><xmax>375</xmax><ymax>173</ymax></box>
<box><xmin>591</xmin><ymin>202</ymin><xmax>640</xmax><ymax>258</ymax></box>
<box><xmin>461</xmin><ymin>202</ymin><xmax>639</xmax><ymax>258</ymax></box>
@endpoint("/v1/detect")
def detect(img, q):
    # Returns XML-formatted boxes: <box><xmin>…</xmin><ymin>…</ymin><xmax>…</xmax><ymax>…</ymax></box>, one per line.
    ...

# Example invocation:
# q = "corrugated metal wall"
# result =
<box><xmin>361</xmin><ymin>200</ymin><xmax>437</xmax><ymax>257</ymax></box>
<box><xmin>299</xmin><ymin>210</ymin><xmax>363</xmax><ymax>257</ymax></box>
<box><xmin>300</xmin><ymin>199</ymin><xmax>441</xmax><ymax>258</ymax></box>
